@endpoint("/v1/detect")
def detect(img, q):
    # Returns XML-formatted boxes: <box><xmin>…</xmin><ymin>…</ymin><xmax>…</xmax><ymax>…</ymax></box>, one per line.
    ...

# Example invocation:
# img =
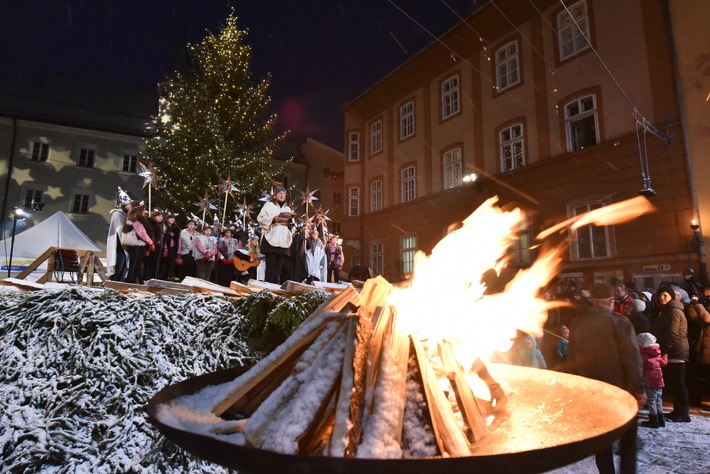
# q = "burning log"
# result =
<box><xmin>410</xmin><ymin>333</ymin><xmax>471</xmax><ymax>457</ymax></box>
<box><xmin>438</xmin><ymin>340</ymin><xmax>487</xmax><ymax>443</ymax></box>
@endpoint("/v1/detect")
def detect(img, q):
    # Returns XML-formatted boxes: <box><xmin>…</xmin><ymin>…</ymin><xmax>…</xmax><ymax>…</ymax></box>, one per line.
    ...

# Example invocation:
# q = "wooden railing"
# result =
<box><xmin>14</xmin><ymin>247</ymin><xmax>107</xmax><ymax>286</ymax></box>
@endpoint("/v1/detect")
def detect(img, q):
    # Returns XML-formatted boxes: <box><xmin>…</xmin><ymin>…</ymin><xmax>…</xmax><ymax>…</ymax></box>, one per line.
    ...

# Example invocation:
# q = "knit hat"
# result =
<box><xmin>641</xmin><ymin>291</ymin><xmax>653</xmax><ymax>301</ymax></box>
<box><xmin>273</xmin><ymin>185</ymin><xmax>286</xmax><ymax>194</ymax></box>
<box><xmin>657</xmin><ymin>285</ymin><xmax>675</xmax><ymax>300</ymax></box>
<box><xmin>629</xmin><ymin>299</ymin><xmax>646</xmax><ymax>312</ymax></box>
<box><xmin>637</xmin><ymin>332</ymin><xmax>657</xmax><ymax>348</ymax></box>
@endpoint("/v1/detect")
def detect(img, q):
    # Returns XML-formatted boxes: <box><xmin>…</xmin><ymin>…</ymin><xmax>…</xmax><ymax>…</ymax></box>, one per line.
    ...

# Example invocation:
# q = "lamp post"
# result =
<box><xmin>690</xmin><ymin>218</ymin><xmax>708</xmax><ymax>286</ymax></box>
<box><xmin>7</xmin><ymin>207</ymin><xmax>28</xmax><ymax>278</ymax></box>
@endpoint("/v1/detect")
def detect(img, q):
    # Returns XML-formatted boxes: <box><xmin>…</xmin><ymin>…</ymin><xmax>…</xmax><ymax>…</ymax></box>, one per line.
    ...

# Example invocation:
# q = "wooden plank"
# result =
<box><xmin>281</xmin><ymin>280</ymin><xmax>319</xmax><ymax>294</ymax></box>
<box><xmin>328</xmin><ymin>316</ymin><xmax>360</xmax><ymax>457</ymax></box>
<box><xmin>438</xmin><ymin>340</ymin><xmax>487</xmax><ymax>443</ymax></box>
<box><xmin>229</xmin><ymin>280</ymin><xmax>256</xmax><ymax>294</ymax></box>
<box><xmin>246</xmin><ymin>279</ymin><xmax>290</xmax><ymax>295</ymax></box>
<box><xmin>181</xmin><ymin>276</ymin><xmax>239</xmax><ymax>296</ymax></box>
<box><xmin>14</xmin><ymin>247</ymin><xmax>55</xmax><ymax>279</ymax></box>
<box><xmin>0</xmin><ymin>278</ymin><xmax>46</xmax><ymax>291</ymax></box>
<box><xmin>212</xmin><ymin>312</ymin><xmax>339</xmax><ymax>417</ymax></box>
<box><xmin>410</xmin><ymin>333</ymin><xmax>471</xmax><ymax>457</ymax></box>
<box><xmin>103</xmin><ymin>280</ymin><xmax>151</xmax><ymax>293</ymax></box>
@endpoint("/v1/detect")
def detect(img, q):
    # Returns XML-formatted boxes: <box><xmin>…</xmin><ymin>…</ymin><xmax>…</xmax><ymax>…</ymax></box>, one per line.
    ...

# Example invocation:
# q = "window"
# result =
<box><xmin>370</xmin><ymin>179</ymin><xmax>383</xmax><ymax>212</ymax></box>
<box><xmin>333</xmin><ymin>192</ymin><xmax>342</xmax><ymax>205</ymax></box>
<box><xmin>565</xmin><ymin>94</ymin><xmax>598</xmax><ymax>151</ymax></box>
<box><xmin>23</xmin><ymin>188</ymin><xmax>44</xmax><ymax>210</ymax></box>
<box><xmin>495</xmin><ymin>41</ymin><xmax>520</xmax><ymax>91</ymax></box>
<box><xmin>370</xmin><ymin>120</ymin><xmax>382</xmax><ymax>155</ymax></box>
<box><xmin>77</xmin><ymin>147</ymin><xmax>96</xmax><ymax>168</ymax></box>
<box><xmin>348</xmin><ymin>186</ymin><xmax>360</xmax><ymax>217</ymax></box>
<box><xmin>371</xmin><ymin>242</ymin><xmax>384</xmax><ymax>276</ymax></box>
<box><xmin>443</xmin><ymin>148</ymin><xmax>462</xmax><ymax>189</ymax></box>
<box><xmin>512</xmin><ymin>217</ymin><xmax>532</xmax><ymax>265</ymax></box>
<box><xmin>500</xmin><ymin>124</ymin><xmax>525</xmax><ymax>171</ymax></box>
<box><xmin>401</xmin><ymin>166</ymin><xmax>416</xmax><ymax>203</ymax></box>
<box><xmin>71</xmin><ymin>192</ymin><xmax>91</xmax><ymax>214</ymax></box>
<box><xmin>122</xmin><ymin>153</ymin><xmax>138</xmax><ymax>173</ymax></box>
<box><xmin>441</xmin><ymin>75</ymin><xmax>460</xmax><ymax>119</ymax></box>
<box><xmin>570</xmin><ymin>201</ymin><xmax>610</xmax><ymax>260</ymax></box>
<box><xmin>399</xmin><ymin>101</ymin><xmax>415</xmax><ymax>140</ymax></box>
<box><xmin>30</xmin><ymin>139</ymin><xmax>50</xmax><ymax>162</ymax></box>
<box><xmin>401</xmin><ymin>236</ymin><xmax>417</xmax><ymax>275</ymax></box>
<box><xmin>348</xmin><ymin>132</ymin><xmax>360</xmax><ymax>161</ymax></box>
<box><xmin>557</xmin><ymin>0</ymin><xmax>590</xmax><ymax>61</ymax></box>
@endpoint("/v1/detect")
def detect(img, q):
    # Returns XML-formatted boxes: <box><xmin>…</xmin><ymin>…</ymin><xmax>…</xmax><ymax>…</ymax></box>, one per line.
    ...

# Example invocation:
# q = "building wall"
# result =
<box><xmin>1</xmin><ymin>117</ymin><xmax>145</xmax><ymax>249</ymax></box>
<box><xmin>343</xmin><ymin>0</ymin><xmax>697</xmax><ymax>289</ymax></box>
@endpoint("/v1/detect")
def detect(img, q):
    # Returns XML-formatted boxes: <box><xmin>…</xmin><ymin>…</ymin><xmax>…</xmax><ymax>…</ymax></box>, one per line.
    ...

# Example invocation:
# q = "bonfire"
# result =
<box><xmin>150</xmin><ymin>196</ymin><xmax>652</xmax><ymax>467</ymax></box>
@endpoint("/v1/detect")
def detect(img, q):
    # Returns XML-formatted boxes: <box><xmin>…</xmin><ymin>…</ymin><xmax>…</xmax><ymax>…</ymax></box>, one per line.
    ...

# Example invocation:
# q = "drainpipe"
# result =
<box><xmin>1</xmin><ymin>118</ymin><xmax>18</xmax><ymax>240</ymax></box>
<box><xmin>661</xmin><ymin>0</ymin><xmax>707</xmax><ymax>284</ymax></box>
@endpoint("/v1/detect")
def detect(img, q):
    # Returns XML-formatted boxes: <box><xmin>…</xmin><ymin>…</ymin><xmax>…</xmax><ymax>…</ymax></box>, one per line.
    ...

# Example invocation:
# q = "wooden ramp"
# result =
<box><xmin>13</xmin><ymin>247</ymin><xmax>107</xmax><ymax>286</ymax></box>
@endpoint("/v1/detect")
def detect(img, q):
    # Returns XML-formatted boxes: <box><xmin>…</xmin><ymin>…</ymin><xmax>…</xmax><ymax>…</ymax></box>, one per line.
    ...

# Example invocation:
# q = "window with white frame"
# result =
<box><xmin>348</xmin><ymin>186</ymin><xmax>360</xmax><ymax>217</ymax></box>
<box><xmin>121</xmin><ymin>153</ymin><xmax>138</xmax><ymax>173</ymax></box>
<box><xmin>565</xmin><ymin>94</ymin><xmax>598</xmax><ymax>151</ymax></box>
<box><xmin>401</xmin><ymin>235</ymin><xmax>417</xmax><ymax>275</ymax></box>
<box><xmin>443</xmin><ymin>148</ymin><xmax>462</xmax><ymax>189</ymax></box>
<box><xmin>557</xmin><ymin>0</ymin><xmax>590</xmax><ymax>61</ymax></box>
<box><xmin>399</xmin><ymin>101</ymin><xmax>415</xmax><ymax>140</ymax></box>
<box><xmin>500</xmin><ymin>123</ymin><xmax>525</xmax><ymax>172</ymax></box>
<box><xmin>71</xmin><ymin>191</ymin><xmax>91</xmax><ymax>214</ymax></box>
<box><xmin>370</xmin><ymin>179</ymin><xmax>383</xmax><ymax>212</ymax></box>
<box><xmin>77</xmin><ymin>146</ymin><xmax>96</xmax><ymax>168</ymax></box>
<box><xmin>569</xmin><ymin>200</ymin><xmax>610</xmax><ymax>260</ymax></box>
<box><xmin>23</xmin><ymin>186</ymin><xmax>44</xmax><ymax>210</ymax></box>
<box><xmin>441</xmin><ymin>75</ymin><xmax>460</xmax><ymax>119</ymax></box>
<box><xmin>370</xmin><ymin>120</ymin><xmax>382</xmax><ymax>155</ymax></box>
<box><xmin>30</xmin><ymin>139</ymin><xmax>50</xmax><ymax>162</ymax></box>
<box><xmin>401</xmin><ymin>166</ymin><xmax>416</xmax><ymax>203</ymax></box>
<box><xmin>495</xmin><ymin>41</ymin><xmax>520</xmax><ymax>91</ymax></box>
<box><xmin>371</xmin><ymin>242</ymin><xmax>384</xmax><ymax>276</ymax></box>
<box><xmin>348</xmin><ymin>131</ymin><xmax>360</xmax><ymax>161</ymax></box>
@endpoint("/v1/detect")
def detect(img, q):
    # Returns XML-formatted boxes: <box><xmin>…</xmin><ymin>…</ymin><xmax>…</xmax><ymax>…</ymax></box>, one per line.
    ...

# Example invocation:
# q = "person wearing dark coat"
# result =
<box><xmin>563</xmin><ymin>284</ymin><xmax>645</xmax><ymax>474</ymax></box>
<box><xmin>651</xmin><ymin>285</ymin><xmax>691</xmax><ymax>422</ymax></box>
<box><xmin>161</xmin><ymin>212</ymin><xmax>181</xmax><ymax>280</ymax></box>
<box><xmin>626</xmin><ymin>299</ymin><xmax>651</xmax><ymax>336</ymax></box>
<box><xmin>121</xmin><ymin>205</ymin><xmax>155</xmax><ymax>284</ymax></box>
<box><xmin>143</xmin><ymin>209</ymin><xmax>164</xmax><ymax>281</ymax></box>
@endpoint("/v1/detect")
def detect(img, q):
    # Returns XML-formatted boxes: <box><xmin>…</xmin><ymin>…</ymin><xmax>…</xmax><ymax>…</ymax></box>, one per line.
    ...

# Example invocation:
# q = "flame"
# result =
<box><xmin>388</xmin><ymin>195</ymin><xmax>655</xmax><ymax>371</ymax></box>
<box><xmin>388</xmin><ymin>197</ymin><xmax>561</xmax><ymax>370</ymax></box>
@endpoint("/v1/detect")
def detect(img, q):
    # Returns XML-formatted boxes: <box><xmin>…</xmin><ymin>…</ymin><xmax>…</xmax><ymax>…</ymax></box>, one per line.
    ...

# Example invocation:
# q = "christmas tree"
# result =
<box><xmin>142</xmin><ymin>10</ymin><xmax>286</xmax><ymax>217</ymax></box>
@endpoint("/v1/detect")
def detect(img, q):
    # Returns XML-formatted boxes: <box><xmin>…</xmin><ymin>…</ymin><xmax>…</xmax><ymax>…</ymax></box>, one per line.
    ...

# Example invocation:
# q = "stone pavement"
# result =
<box><xmin>548</xmin><ymin>403</ymin><xmax>710</xmax><ymax>473</ymax></box>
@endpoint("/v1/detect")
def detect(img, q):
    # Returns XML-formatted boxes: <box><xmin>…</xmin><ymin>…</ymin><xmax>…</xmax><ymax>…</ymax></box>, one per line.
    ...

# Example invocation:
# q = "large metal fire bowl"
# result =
<box><xmin>146</xmin><ymin>364</ymin><xmax>638</xmax><ymax>474</ymax></box>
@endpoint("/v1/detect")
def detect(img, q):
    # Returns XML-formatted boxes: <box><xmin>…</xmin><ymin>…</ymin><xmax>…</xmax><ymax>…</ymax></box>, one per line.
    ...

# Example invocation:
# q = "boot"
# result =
<box><xmin>658</xmin><ymin>412</ymin><xmax>665</xmax><ymax>427</ymax></box>
<box><xmin>640</xmin><ymin>413</ymin><xmax>659</xmax><ymax>428</ymax></box>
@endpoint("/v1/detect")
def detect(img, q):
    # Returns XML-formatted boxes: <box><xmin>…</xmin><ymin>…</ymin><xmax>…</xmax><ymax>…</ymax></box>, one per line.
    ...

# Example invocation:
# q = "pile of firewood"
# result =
<box><xmin>207</xmin><ymin>276</ymin><xmax>511</xmax><ymax>458</ymax></box>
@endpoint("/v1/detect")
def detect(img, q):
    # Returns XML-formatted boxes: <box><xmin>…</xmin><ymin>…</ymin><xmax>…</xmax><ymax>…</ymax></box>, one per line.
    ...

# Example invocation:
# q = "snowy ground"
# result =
<box><xmin>548</xmin><ymin>403</ymin><xmax>710</xmax><ymax>473</ymax></box>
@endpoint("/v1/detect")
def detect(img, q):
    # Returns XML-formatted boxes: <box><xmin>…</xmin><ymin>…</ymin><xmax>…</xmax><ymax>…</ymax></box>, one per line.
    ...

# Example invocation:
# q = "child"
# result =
<box><xmin>637</xmin><ymin>332</ymin><xmax>668</xmax><ymax>428</ymax></box>
<box><xmin>556</xmin><ymin>325</ymin><xmax>570</xmax><ymax>360</ymax></box>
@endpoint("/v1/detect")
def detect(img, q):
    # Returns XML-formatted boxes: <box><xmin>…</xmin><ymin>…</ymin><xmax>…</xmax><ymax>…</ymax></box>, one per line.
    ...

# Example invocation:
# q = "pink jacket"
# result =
<box><xmin>640</xmin><ymin>344</ymin><xmax>668</xmax><ymax>389</ymax></box>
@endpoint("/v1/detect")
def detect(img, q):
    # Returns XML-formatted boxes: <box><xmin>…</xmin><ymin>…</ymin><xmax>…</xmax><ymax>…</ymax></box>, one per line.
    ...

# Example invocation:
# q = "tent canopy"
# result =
<box><xmin>1</xmin><ymin>212</ymin><xmax>100</xmax><ymax>269</ymax></box>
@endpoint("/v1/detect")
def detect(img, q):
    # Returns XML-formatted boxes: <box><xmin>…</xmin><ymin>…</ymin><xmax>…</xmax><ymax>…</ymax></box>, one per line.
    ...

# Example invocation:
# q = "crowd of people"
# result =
<box><xmin>105</xmin><ymin>190</ymin><xmax>345</xmax><ymax>287</ymax></box>
<box><xmin>498</xmin><ymin>277</ymin><xmax>710</xmax><ymax>474</ymax></box>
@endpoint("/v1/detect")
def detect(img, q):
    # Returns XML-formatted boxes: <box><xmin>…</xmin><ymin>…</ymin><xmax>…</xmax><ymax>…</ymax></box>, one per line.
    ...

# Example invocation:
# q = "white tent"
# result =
<box><xmin>1</xmin><ymin>211</ymin><xmax>100</xmax><ymax>274</ymax></box>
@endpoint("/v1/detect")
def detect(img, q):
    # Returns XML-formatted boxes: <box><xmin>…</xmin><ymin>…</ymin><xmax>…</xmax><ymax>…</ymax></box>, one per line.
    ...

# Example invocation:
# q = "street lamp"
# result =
<box><xmin>7</xmin><ymin>207</ymin><xmax>28</xmax><ymax>278</ymax></box>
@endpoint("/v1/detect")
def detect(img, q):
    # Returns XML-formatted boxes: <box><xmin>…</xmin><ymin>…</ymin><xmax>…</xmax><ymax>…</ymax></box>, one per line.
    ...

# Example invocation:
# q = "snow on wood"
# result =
<box><xmin>245</xmin><ymin>319</ymin><xmax>348</xmax><ymax>454</ymax></box>
<box><xmin>357</xmin><ymin>311</ymin><xmax>409</xmax><ymax>459</ymax></box>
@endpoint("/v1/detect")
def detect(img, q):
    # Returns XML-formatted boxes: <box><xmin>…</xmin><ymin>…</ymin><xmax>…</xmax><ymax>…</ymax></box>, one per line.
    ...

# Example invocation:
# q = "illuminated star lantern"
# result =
<box><xmin>257</xmin><ymin>190</ymin><xmax>272</xmax><ymax>202</ymax></box>
<box><xmin>217</xmin><ymin>174</ymin><xmax>239</xmax><ymax>202</ymax></box>
<box><xmin>193</xmin><ymin>190</ymin><xmax>217</xmax><ymax>218</ymax></box>
<box><xmin>237</xmin><ymin>197</ymin><xmax>255</xmax><ymax>221</ymax></box>
<box><xmin>138</xmin><ymin>161</ymin><xmax>162</xmax><ymax>190</ymax></box>
<box><xmin>299</xmin><ymin>187</ymin><xmax>319</xmax><ymax>206</ymax></box>
<box><xmin>314</xmin><ymin>206</ymin><xmax>332</xmax><ymax>221</ymax></box>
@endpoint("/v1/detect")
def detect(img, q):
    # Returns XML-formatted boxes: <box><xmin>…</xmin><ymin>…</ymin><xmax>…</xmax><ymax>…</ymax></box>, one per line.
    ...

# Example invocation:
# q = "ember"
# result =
<box><xmin>148</xmin><ymin>196</ymin><xmax>653</xmax><ymax>471</ymax></box>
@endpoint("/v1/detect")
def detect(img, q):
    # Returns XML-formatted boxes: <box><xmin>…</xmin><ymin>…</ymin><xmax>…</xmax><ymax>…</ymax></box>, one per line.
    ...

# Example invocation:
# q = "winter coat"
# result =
<box><xmin>162</xmin><ymin>222</ymin><xmax>181</xmax><ymax>259</ymax></box>
<box><xmin>257</xmin><ymin>200</ymin><xmax>293</xmax><ymax>250</ymax></box>
<box><xmin>563</xmin><ymin>305</ymin><xmax>644</xmax><ymax>395</ymax></box>
<box><xmin>629</xmin><ymin>310</ymin><xmax>651</xmax><ymax>336</ymax></box>
<box><xmin>652</xmin><ymin>299</ymin><xmax>690</xmax><ymax>362</ymax></box>
<box><xmin>121</xmin><ymin>212</ymin><xmax>154</xmax><ymax>248</ymax></box>
<box><xmin>687</xmin><ymin>302</ymin><xmax>710</xmax><ymax>364</ymax></box>
<box><xmin>516</xmin><ymin>334</ymin><xmax>547</xmax><ymax>369</ymax></box>
<box><xmin>640</xmin><ymin>344</ymin><xmax>668</xmax><ymax>389</ymax></box>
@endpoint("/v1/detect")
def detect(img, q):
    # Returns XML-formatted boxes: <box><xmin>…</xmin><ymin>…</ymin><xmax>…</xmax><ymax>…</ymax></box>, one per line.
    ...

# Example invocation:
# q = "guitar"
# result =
<box><xmin>233</xmin><ymin>252</ymin><xmax>265</xmax><ymax>272</ymax></box>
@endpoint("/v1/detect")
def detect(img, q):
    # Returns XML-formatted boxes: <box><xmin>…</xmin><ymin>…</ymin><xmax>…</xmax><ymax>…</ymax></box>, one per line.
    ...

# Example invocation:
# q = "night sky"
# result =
<box><xmin>1</xmin><ymin>0</ymin><xmax>475</xmax><ymax>149</ymax></box>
